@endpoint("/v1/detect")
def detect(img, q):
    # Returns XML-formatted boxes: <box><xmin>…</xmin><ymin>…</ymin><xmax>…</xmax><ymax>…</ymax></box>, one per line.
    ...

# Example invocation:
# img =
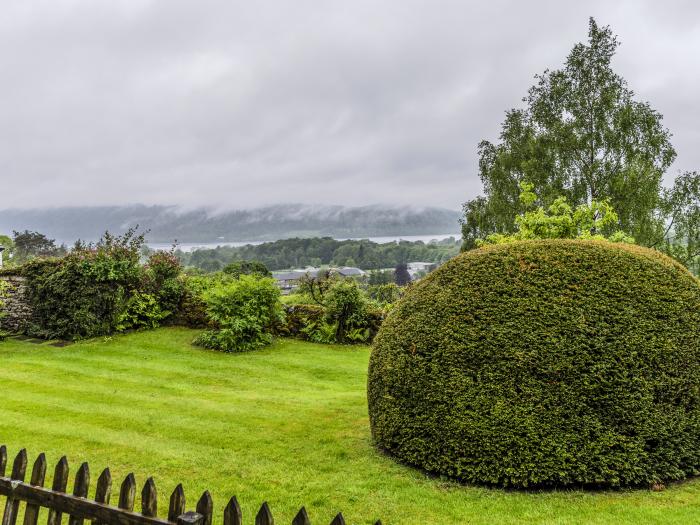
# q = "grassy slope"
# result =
<box><xmin>0</xmin><ymin>328</ymin><xmax>698</xmax><ymax>525</ymax></box>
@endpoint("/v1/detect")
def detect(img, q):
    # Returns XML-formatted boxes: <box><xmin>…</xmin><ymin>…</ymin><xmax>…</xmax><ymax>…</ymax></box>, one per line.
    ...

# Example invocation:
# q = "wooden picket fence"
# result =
<box><xmin>0</xmin><ymin>446</ymin><xmax>382</xmax><ymax>525</ymax></box>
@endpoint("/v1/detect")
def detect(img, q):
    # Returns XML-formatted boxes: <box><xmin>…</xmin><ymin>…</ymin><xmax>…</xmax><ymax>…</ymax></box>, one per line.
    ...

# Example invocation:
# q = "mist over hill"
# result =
<box><xmin>0</xmin><ymin>204</ymin><xmax>462</xmax><ymax>244</ymax></box>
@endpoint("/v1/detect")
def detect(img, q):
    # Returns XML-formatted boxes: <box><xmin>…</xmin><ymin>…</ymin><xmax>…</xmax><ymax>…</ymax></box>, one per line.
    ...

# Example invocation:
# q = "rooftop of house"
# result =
<box><xmin>336</xmin><ymin>267</ymin><xmax>366</xmax><ymax>277</ymax></box>
<box><xmin>272</xmin><ymin>266</ymin><xmax>366</xmax><ymax>281</ymax></box>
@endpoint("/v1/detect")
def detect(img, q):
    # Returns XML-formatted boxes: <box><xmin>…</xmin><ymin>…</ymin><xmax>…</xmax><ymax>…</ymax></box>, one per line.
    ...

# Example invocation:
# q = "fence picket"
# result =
<box><xmin>68</xmin><ymin>463</ymin><xmax>90</xmax><ymax>525</ymax></box>
<box><xmin>118</xmin><ymin>474</ymin><xmax>136</xmax><ymax>512</ymax></box>
<box><xmin>329</xmin><ymin>513</ymin><xmax>345</xmax><ymax>525</ymax></box>
<box><xmin>255</xmin><ymin>502</ymin><xmax>273</xmax><ymax>525</ymax></box>
<box><xmin>167</xmin><ymin>485</ymin><xmax>185</xmax><ymax>523</ymax></box>
<box><xmin>23</xmin><ymin>453</ymin><xmax>47</xmax><ymax>525</ymax></box>
<box><xmin>0</xmin><ymin>446</ymin><xmax>6</xmax><ymax>477</ymax></box>
<box><xmin>47</xmin><ymin>456</ymin><xmax>69</xmax><ymax>525</ymax></box>
<box><xmin>93</xmin><ymin>468</ymin><xmax>112</xmax><ymax>525</ymax></box>
<box><xmin>0</xmin><ymin>447</ymin><xmax>381</xmax><ymax>525</ymax></box>
<box><xmin>222</xmin><ymin>497</ymin><xmax>241</xmax><ymax>525</ymax></box>
<box><xmin>195</xmin><ymin>492</ymin><xmax>212</xmax><ymax>525</ymax></box>
<box><xmin>2</xmin><ymin>449</ymin><xmax>28</xmax><ymax>525</ymax></box>
<box><xmin>10</xmin><ymin>450</ymin><xmax>28</xmax><ymax>479</ymax></box>
<box><xmin>141</xmin><ymin>478</ymin><xmax>157</xmax><ymax>518</ymax></box>
<box><xmin>292</xmin><ymin>507</ymin><xmax>310</xmax><ymax>525</ymax></box>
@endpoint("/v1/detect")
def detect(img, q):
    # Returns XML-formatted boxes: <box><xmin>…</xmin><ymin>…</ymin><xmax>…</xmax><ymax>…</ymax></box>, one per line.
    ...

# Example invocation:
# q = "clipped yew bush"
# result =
<box><xmin>367</xmin><ymin>240</ymin><xmax>700</xmax><ymax>488</ymax></box>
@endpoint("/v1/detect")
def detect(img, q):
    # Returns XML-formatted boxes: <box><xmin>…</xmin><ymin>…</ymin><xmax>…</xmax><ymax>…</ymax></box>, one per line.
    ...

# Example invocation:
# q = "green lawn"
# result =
<box><xmin>1</xmin><ymin>328</ymin><xmax>699</xmax><ymax>525</ymax></box>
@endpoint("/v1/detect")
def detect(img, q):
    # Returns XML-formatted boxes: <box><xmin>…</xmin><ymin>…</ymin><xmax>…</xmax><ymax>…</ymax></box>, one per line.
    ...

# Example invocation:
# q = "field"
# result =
<box><xmin>1</xmin><ymin>328</ymin><xmax>699</xmax><ymax>524</ymax></box>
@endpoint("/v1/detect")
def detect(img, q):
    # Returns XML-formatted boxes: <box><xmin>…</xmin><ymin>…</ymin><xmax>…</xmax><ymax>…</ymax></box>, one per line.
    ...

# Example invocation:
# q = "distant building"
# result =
<box><xmin>272</xmin><ymin>266</ymin><xmax>366</xmax><ymax>293</ymax></box>
<box><xmin>407</xmin><ymin>262</ymin><xmax>438</xmax><ymax>272</ymax></box>
<box><xmin>272</xmin><ymin>267</ymin><xmax>319</xmax><ymax>292</ymax></box>
<box><xmin>336</xmin><ymin>267</ymin><xmax>366</xmax><ymax>278</ymax></box>
<box><xmin>406</xmin><ymin>262</ymin><xmax>439</xmax><ymax>280</ymax></box>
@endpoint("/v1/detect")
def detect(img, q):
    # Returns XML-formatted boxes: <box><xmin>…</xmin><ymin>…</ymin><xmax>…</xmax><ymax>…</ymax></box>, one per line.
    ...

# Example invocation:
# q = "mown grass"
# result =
<box><xmin>0</xmin><ymin>328</ymin><xmax>699</xmax><ymax>524</ymax></box>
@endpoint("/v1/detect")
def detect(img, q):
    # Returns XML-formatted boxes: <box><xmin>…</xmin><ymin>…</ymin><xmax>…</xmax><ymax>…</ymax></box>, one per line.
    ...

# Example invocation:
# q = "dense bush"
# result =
<box><xmin>279</xmin><ymin>302</ymin><xmax>385</xmax><ymax>344</ymax></box>
<box><xmin>277</xmin><ymin>303</ymin><xmax>325</xmax><ymax>337</ymax></box>
<box><xmin>116</xmin><ymin>292</ymin><xmax>168</xmax><ymax>331</ymax></box>
<box><xmin>172</xmin><ymin>273</ymin><xmax>239</xmax><ymax>329</ymax></box>
<box><xmin>293</xmin><ymin>275</ymin><xmax>385</xmax><ymax>344</ymax></box>
<box><xmin>17</xmin><ymin>230</ymin><xmax>187</xmax><ymax>339</ymax></box>
<box><xmin>22</xmin><ymin>232</ymin><xmax>144</xmax><ymax>339</ymax></box>
<box><xmin>368</xmin><ymin>240</ymin><xmax>700</xmax><ymax>488</ymax></box>
<box><xmin>142</xmin><ymin>251</ymin><xmax>185</xmax><ymax>322</ymax></box>
<box><xmin>172</xmin><ymin>279</ymin><xmax>213</xmax><ymax>329</ymax></box>
<box><xmin>323</xmin><ymin>280</ymin><xmax>371</xmax><ymax>343</ymax></box>
<box><xmin>194</xmin><ymin>275</ymin><xmax>283</xmax><ymax>352</ymax></box>
<box><xmin>366</xmin><ymin>283</ymin><xmax>402</xmax><ymax>306</ymax></box>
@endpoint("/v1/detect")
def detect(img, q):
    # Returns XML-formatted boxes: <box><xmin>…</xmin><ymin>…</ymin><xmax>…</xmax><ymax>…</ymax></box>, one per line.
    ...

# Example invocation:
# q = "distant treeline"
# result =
<box><xmin>175</xmin><ymin>237</ymin><xmax>461</xmax><ymax>272</ymax></box>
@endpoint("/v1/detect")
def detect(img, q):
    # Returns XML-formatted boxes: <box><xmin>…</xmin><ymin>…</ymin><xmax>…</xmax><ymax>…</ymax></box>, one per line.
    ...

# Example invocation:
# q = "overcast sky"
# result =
<box><xmin>0</xmin><ymin>0</ymin><xmax>698</xmax><ymax>211</ymax></box>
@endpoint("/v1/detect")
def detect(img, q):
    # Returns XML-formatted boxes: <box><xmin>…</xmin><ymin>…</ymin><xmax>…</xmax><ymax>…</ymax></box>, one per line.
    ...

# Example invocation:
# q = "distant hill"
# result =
<box><xmin>0</xmin><ymin>204</ymin><xmax>462</xmax><ymax>243</ymax></box>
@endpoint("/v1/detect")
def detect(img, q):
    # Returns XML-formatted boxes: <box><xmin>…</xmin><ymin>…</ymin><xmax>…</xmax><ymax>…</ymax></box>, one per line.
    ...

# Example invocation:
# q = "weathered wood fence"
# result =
<box><xmin>0</xmin><ymin>446</ymin><xmax>381</xmax><ymax>525</ymax></box>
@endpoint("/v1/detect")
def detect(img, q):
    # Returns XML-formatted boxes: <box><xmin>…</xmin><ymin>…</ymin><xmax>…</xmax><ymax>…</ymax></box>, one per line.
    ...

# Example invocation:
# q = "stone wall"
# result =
<box><xmin>0</xmin><ymin>275</ymin><xmax>33</xmax><ymax>333</ymax></box>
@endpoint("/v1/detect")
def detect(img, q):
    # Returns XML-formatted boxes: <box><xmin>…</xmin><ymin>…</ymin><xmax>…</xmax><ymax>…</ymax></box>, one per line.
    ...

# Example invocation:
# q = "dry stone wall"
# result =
<box><xmin>0</xmin><ymin>275</ymin><xmax>33</xmax><ymax>333</ymax></box>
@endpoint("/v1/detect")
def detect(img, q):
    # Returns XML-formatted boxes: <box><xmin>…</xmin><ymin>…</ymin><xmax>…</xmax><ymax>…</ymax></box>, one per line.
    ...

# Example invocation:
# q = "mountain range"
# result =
<box><xmin>0</xmin><ymin>204</ymin><xmax>462</xmax><ymax>244</ymax></box>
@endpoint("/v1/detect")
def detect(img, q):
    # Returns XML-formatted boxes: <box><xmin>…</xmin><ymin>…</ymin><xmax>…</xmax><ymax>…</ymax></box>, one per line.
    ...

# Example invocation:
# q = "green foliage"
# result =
<box><xmin>193</xmin><ymin>275</ymin><xmax>283</xmax><ymax>352</ymax></box>
<box><xmin>658</xmin><ymin>170</ymin><xmax>700</xmax><ymax>272</ymax></box>
<box><xmin>0</xmin><ymin>234</ymin><xmax>14</xmax><ymax>265</ymax></box>
<box><xmin>366</xmin><ymin>283</ymin><xmax>402</xmax><ymax>306</ymax></box>
<box><xmin>368</xmin><ymin>240</ymin><xmax>700</xmax><ymax>488</ymax></box>
<box><xmin>116</xmin><ymin>292</ymin><xmax>168</xmax><ymax>331</ymax></box>
<box><xmin>142</xmin><ymin>251</ymin><xmax>185</xmax><ymax>320</ymax></box>
<box><xmin>179</xmin><ymin>237</ymin><xmax>460</xmax><ymax>272</ymax></box>
<box><xmin>16</xmin><ymin>233</ymin><xmax>191</xmax><ymax>338</ymax></box>
<box><xmin>222</xmin><ymin>260</ymin><xmax>271</xmax><ymax>278</ymax></box>
<box><xmin>460</xmin><ymin>18</ymin><xmax>699</xmax><ymax>267</ymax></box>
<box><xmin>172</xmin><ymin>272</ymin><xmax>238</xmax><ymax>329</ymax></box>
<box><xmin>277</xmin><ymin>303</ymin><xmax>325</xmax><ymax>337</ymax></box>
<box><xmin>12</xmin><ymin>230</ymin><xmax>66</xmax><ymax>262</ymax></box>
<box><xmin>22</xmin><ymin>229</ymin><xmax>145</xmax><ymax>340</ymax></box>
<box><xmin>478</xmin><ymin>182</ymin><xmax>635</xmax><ymax>245</ymax></box>
<box><xmin>300</xmin><ymin>318</ymin><xmax>339</xmax><ymax>344</ymax></box>
<box><xmin>279</xmin><ymin>301</ymin><xmax>384</xmax><ymax>345</ymax></box>
<box><xmin>0</xmin><ymin>279</ymin><xmax>7</xmax><ymax>306</ymax></box>
<box><xmin>172</xmin><ymin>283</ymin><xmax>211</xmax><ymax>328</ymax></box>
<box><xmin>323</xmin><ymin>279</ymin><xmax>370</xmax><ymax>343</ymax></box>
<box><xmin>297</xmin><ymin>269</ymin><xmax>339</xmax><ymax>305</ymax></box>
<box><xmin>367</xmin><ymin>269</ymin><xmax>394</xmax><ymax>285</ymax></box>
<box><xmin>294</xmin><ymin>275</ymin><xmax>376</xmax><ymax>344</ymax></box>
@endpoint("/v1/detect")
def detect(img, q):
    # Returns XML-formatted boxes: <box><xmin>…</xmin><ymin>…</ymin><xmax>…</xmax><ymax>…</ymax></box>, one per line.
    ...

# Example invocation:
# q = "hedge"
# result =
<box><xmin>367</xmin><ymin>240</ymin><xmax>700</xmax><ymax>488</ymax></box>
<box><xmin>278</xmin><ymin>303</ymin><xmax>385</xmax><ymax>343</ymax></box>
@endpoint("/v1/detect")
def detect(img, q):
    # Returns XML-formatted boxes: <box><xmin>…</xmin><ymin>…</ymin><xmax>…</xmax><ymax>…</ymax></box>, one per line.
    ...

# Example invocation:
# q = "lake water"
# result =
<box><xmin>148</xmin><ymin>233</ymin><xmax>461</xmax><ymax>253</ymax></box>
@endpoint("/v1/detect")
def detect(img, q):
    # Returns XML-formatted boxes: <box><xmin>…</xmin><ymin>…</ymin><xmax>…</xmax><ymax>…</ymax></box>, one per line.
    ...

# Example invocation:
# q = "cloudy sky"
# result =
<box><xmin>0</xmin><ymin>0</ymin><xmax>698</xmax><ymax>211</ymax></box>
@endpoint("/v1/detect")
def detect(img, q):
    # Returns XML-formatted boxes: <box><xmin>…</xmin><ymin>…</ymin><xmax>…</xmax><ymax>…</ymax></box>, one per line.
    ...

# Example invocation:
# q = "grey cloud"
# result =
<box><xmin>0</xmin><ymin>0</ymin><xmax>698</xmax><ymax>210</ymax></box>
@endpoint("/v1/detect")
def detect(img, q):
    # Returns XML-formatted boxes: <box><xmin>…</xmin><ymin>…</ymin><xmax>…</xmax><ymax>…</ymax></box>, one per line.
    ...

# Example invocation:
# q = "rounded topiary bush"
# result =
<box><xmin>367</xmin><ymin>240</ymin><xmax>700</xmax><ymax>488</ymax></box>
